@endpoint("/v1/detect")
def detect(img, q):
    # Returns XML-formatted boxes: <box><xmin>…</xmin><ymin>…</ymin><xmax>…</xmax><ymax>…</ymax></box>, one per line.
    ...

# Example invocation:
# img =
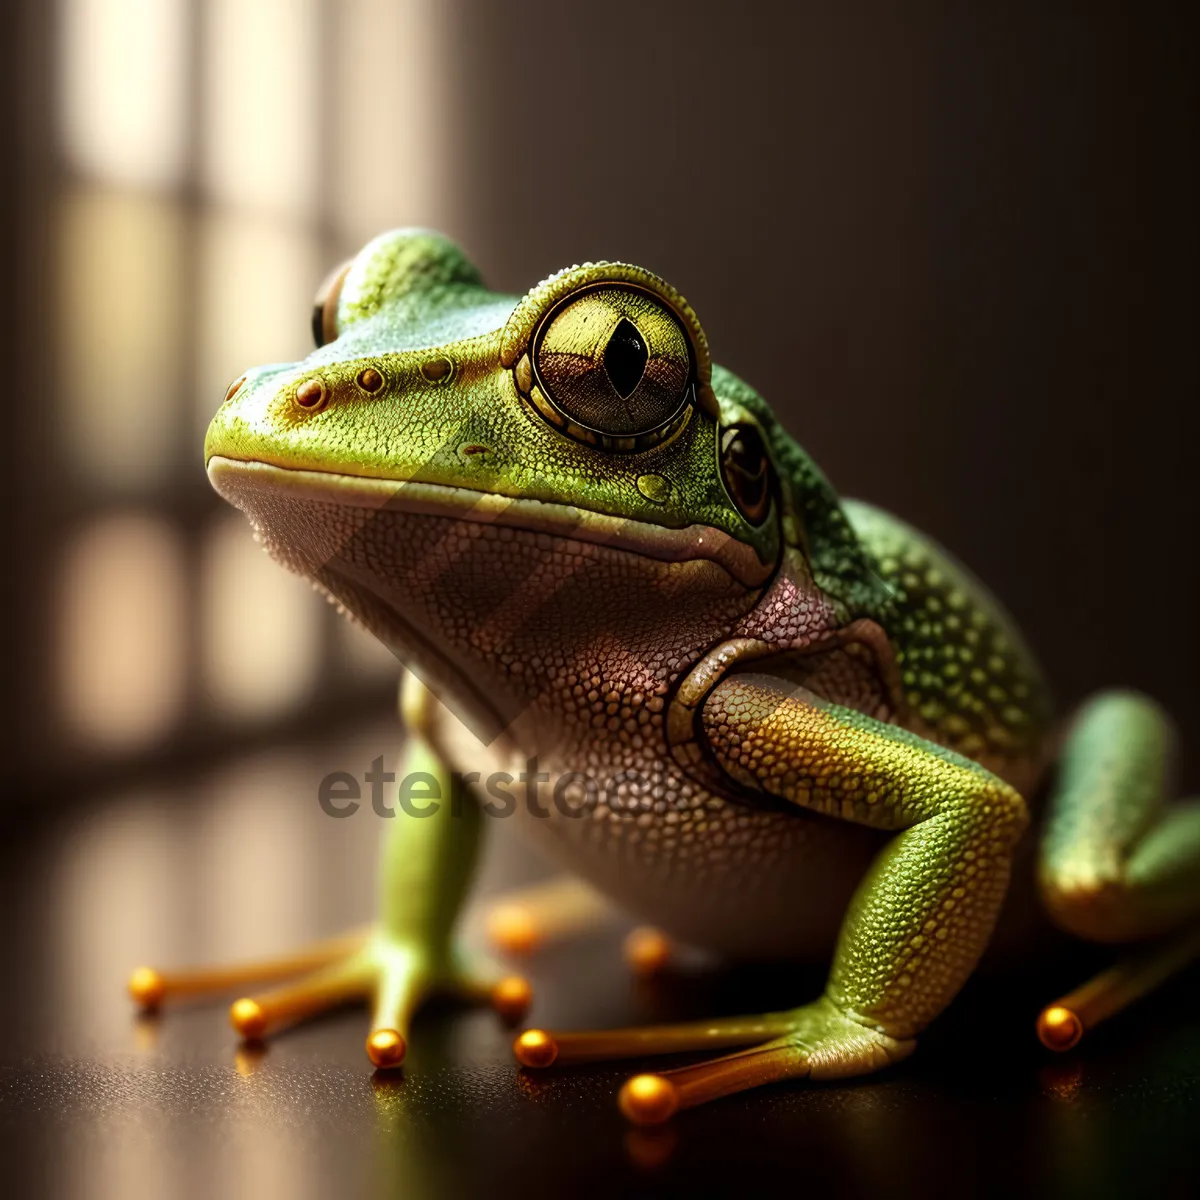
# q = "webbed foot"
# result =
<box><xmin>129</xmin><ymin>928</ymin><xmax>531</xmax><ymax>1069</ymax></box>
<box><xmin>514</xmin><ymin>996</ymin><xmax>913</xmax><ymax>1123</ymax></box>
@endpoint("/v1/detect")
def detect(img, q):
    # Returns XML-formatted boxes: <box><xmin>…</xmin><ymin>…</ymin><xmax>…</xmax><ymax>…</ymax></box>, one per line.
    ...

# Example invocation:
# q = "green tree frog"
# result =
<box><xmin>129</xmin><ymin>229</ymin><xmax>1200</xmax><ymax>1125</ymax></box>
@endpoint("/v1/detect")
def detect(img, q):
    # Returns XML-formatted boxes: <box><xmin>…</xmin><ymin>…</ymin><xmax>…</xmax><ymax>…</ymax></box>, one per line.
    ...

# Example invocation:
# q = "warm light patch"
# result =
<box><xmin>195</xmin><ymin>210</ymin><xmax>319</xmax><ymax>439</ymax></box>
<box><xmin>57</xmin><ymin>189</ymin><xmax>185</xmax><ymax>489</ymax></box>
<box><xmin>58</xmin><ymin>514</ymin><xmax>186</xmax><ymax>749</ymax></box>
<box><xmin>50</xmin><ymin>790</ymin><xmax>183</xmax><ymax>1196</ymax></box>
<box><xmin>333</xmin><ymin>0</ymin><xmax>453</xmax><ymax>240</ymax></box>
<box><xmin>201</xmin><ymin>0</ymin><xmax>320</xmax><ymax>217</ymax></box>
<box><xmin>201</xmin><ymin>512</ymin><xmax>322</xmax><ymax>720</ymax></box>
<box><xmin>58</xmin><ymin>0</ymin><xmax>189</xmax><ymax>189</ymax></box>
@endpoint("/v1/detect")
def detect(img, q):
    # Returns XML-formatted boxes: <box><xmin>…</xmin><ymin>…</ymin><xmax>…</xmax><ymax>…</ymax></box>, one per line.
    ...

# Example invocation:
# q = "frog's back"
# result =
<box><xmin>841</xmin><ymin>498</ymin><xmax>1054</xmax><ymax>787</ymax></box>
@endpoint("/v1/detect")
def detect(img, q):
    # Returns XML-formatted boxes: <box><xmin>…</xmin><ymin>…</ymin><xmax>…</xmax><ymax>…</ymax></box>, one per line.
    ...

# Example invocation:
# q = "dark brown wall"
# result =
<box><xmin>448</xmin><ymin>2</ymin><xmax>1200</xmax><ymax>774</ymax></box>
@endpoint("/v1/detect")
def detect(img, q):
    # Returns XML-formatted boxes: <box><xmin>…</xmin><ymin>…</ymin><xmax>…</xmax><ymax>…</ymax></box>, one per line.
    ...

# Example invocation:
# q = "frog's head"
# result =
<box><xmin>205</xmin><ymin>230</ymin><xmax>795</xmax><ymax>739</ymax></box>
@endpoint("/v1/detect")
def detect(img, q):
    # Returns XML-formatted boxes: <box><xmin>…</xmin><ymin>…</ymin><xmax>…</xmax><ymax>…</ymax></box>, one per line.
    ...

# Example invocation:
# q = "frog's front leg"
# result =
<box><xmin>129</xmin><ymin>736</ymin><xmax>531</xmax><ymax>1067</ymax></box>
<box><xmin>516</xmin><ymin>672</ymin><xmax>1028</xmax><ymax>1123</ymax></box>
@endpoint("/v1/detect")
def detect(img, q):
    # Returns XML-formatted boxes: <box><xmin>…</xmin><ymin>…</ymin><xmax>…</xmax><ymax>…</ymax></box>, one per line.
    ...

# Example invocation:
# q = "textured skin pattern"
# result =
<box><xmin>211</xmin><ymin>227</ymin><xmax>1197</xmax><ymax>1069</ymax></box>
<box><xmin>732</xmin><ymin>548</ymin><xmax>846</xmax><ymax>649</ymax></box>
<box><xmin>702</xmin><ymin>674</ymin><xmax>1028</xmax><ymax>1036</ymax></box>
<box><xmin>200</xmin><ymin>229</ymin><xmax>1200</xmax><ymax>1102</ymax></box>
<box><xmin>216</xmin><ymin>471</ymin><xmax>884</xmax><ymax>959</ymax></box>
<box><xmin>208</xmin><ymin>232</ymin><xmax>772</xmax><ymax>564</ymax></box>
<box><xmin>339</xmin><ymin>229</ymin><xmax>486</xmax><ymax>330</ymax></box>
<box><xmin>1039</xmin><ymin>691</ymin><xmax>1200</xmax><ymax>942</ymax></box>
<box><xmin>710</xmin><ymin>367</ymin><xmax>895</xmax><ymax>621</ymax></box>
<box><xmin>206</xmin><ymin>229</ymin><xmax>1057</xmax><ymax>972</ymax></box>
<box><xmin>844</xmin><ymin>500</ymin><xmax>1052</xmax><ymax>771</ymax></box>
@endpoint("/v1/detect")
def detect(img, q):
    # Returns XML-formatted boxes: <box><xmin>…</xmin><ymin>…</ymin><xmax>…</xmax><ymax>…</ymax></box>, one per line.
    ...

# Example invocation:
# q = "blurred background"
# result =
<box><xmin>0</xmin><ymin>2</ymin><xmax>1197</xmax><ymax>1197</ymax></box>
<box><xmin>3</xmin><ymin>0</ymin><xmax>1198</xmax><ymax>805</ymax></box>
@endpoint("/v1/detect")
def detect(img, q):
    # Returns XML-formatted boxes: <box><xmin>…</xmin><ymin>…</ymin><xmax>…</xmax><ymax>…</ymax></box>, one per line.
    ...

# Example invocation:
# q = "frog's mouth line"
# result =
<box><xmin>206</xmin><ymin>456</ymin><xmax>774</xmax><ymax>588</ymax></box>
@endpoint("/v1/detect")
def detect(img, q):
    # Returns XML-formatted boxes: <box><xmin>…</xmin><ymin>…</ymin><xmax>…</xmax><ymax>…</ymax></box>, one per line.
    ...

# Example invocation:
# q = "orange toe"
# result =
<box><xmin>366</xmin><ymin>1028</ymin><xmax>407</xmax><ymax>1068</ymax></box>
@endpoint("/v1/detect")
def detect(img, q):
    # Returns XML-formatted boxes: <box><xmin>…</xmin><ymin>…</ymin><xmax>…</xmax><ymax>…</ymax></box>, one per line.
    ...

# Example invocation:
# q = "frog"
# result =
<box><xmin>130</xmin><ymin>228</ymin><xmax>1200</xmax><ymax>1125</ymax></box>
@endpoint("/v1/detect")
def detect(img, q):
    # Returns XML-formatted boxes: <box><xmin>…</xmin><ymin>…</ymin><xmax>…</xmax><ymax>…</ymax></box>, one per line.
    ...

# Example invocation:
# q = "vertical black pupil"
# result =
<box><xmin>604</xmin><ymin>319</ymin><xmax>648</xmax><ymax>398</ymax></box>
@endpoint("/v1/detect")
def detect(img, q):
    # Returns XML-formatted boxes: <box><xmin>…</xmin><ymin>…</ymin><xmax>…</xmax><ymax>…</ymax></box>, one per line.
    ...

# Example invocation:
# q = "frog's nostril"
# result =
<box><xmin>420</xmin><ymin>356</ymin><xmax>454</xmax><ymax>384</ymax></box>
<box><xmin>224</xmin><ymin>375</ymin><xmax>246</xmax><ymax>404</ymax></box>
<box><xmin>295</xmin><ymin>378</ymin><xmax>328</xmax><ymax>411</ymax></box>
<box><xmin>355</xmin><ymin>367</ymin><xmax>385</xmax><ymax>394</ymax></box>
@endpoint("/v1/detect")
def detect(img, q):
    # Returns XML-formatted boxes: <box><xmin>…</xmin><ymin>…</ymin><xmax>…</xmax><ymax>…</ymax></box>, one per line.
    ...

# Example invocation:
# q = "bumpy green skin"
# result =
<box><xmin>210</xmin><ymin>232</ymin><xmax>779</xmax><ymax>569</ymax></box>
<box><xmin>1040</xmin><ymin>692</ymin><xmax>1200</xmax><ymax>943</ymax></box>
<box><xmin>704</xmin><ymin>677</ymin><xmax>1028</xmax><ymax>1040</ymax></box>
<box><xmin>204</xmin><ymin>229</ymin><xmax>1200</xmax><ymax>1104</ymax></box>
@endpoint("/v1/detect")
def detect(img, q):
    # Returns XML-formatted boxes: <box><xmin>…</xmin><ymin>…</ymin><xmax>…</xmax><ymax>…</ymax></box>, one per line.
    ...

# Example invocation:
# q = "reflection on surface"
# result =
<box><xmin>52</xmin><ymin>789</ymin><xmax>185</xmax><ymax>1045</ymax></box>
<box><xmin>194</xmin><ymin>747</ymin><xmax>330</xmax><ymax>960</ymax></box>
<box><xmin>57</xmin><ymin>514</ymin><xmax>187</xmax><ymax>749</ymax></box>
<box><xmin>58</xmin><ymin>1089</ymin><xmax>176</xmax><ymax>1200</ymax></box>
<box><xmin>206</xmin><ymin>1120</ymin><xmax>318</xmax><ymax>1200</ymax></box>
<box><xmin>2</xmin><ymin>714</ymin><xmax>1196</xmax><ymax>1199</ymax></box>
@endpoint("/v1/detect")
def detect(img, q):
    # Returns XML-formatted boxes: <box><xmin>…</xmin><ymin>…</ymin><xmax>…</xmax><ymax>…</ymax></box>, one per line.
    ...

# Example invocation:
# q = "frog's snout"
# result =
<box><xmin>204</xmin><ymin>362</ymin><xmax>297</xmax><ymax>466</ymax></box>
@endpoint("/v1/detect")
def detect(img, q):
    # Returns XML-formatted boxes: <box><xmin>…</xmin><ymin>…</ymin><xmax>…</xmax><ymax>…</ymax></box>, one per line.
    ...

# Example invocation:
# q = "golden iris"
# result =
<box><xmin>533</xmin><ymin>286</ymin><xmax>691</xmax><ymax>436</ymax></box>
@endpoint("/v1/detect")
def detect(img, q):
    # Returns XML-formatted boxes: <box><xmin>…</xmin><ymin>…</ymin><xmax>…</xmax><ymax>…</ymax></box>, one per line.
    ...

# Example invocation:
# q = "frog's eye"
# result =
<box><xmin>528</xmin><ymin>285</ymin><xmax>694</xmax><ymax>449</ymax></box>
<box><xmin>720</xmin><ymin>424</ymin><xmax>772</xmax><ymax>525</ymax></box>
<box><xmin>311</xmin><ymin>258</ymin><xmax>352</xmax><ymax>347</ymax></box>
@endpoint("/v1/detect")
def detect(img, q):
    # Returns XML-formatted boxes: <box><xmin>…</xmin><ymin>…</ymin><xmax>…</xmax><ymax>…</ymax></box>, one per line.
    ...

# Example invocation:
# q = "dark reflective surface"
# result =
<box><xmin>0</xmin><ymin>716</ymin><xmax>1197</xmax><ymax>1199</ymax></box>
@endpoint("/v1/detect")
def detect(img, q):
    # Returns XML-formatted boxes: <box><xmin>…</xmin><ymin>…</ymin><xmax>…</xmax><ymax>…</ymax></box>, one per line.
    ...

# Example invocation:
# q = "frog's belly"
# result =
<box><xmin>425</xmin><ymin>705</ymin><xmax>885</xmax><ymax>961</ymax></box>
<box><xmin>509</xmin><ymin>791</ymin><xmax>886</xmax><ymax>961</ymax></box>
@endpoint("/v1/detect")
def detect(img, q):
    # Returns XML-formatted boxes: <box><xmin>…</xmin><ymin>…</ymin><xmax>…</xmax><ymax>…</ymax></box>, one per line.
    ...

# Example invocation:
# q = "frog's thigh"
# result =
<box><xmin>702</xmin><ymin>673</ymin><xmax>1029</xmax><ymax>1039</ymax></box>
<box><xmin>516</xmin><ymin>676</ymin><xmax>1029</xmax><ymax>1123</ymax></box>
<box><xmin>1039</xmin><ymin>689</ymin><xmax>1200</xmax><ymax>943</ymax></box>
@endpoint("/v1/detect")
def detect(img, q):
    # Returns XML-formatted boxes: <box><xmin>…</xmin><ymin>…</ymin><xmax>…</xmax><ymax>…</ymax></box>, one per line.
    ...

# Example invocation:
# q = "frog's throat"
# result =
<box><xmin>206</xmin><ymin>457</ymin><xmax>774</xmax><ymax>588</ymax></box>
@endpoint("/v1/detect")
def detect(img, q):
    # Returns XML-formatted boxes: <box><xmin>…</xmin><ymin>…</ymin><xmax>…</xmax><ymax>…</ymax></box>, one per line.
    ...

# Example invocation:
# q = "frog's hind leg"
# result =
<box><xmin>518</xmin><ymin>673</ymin><xmax>1040</xmax><ymax>1124</ymax></box>
<box><xmin>1036</xmin><ymin>690</ymin><xmax>1200</xmax><ymax>1048</ymax></box>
